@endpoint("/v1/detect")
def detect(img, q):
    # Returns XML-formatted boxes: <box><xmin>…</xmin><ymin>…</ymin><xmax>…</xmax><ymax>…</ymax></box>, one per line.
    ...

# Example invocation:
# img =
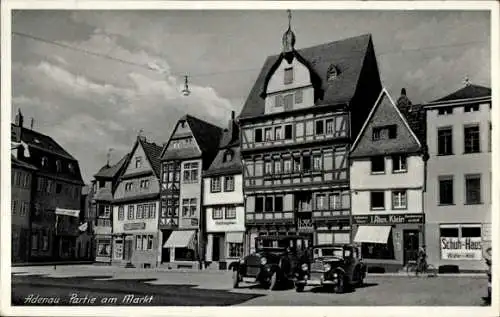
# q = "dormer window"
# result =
<box><xmin>68</xmin><ymin>163</ymin><xmax>74</xmax><ymax>173</ymax></box>
<box><xmin>180</xmin><ymin>121</ymin><xmax>186</xmax><ymax>128</ymax></box>
<box><xmin>223</xmin><ymin>150</ymin><xmax>234</xmax><ymax>163</ymax></box>
<box><xmin>135</xmin><ymin>157</ymin><xmax>142</xmax><ymax>168</ymax></box>
<box><xmin>56</xmin><ymin>160</ymin><xmax>62</xmax><ymax>172</ymax></box>
<box><xmin>327</xmin><ymin>64</ymin><xmax>339</xmax><ymax>81</ymax></box>
<box><xmin>41</xmin><ymin>157</ymin><xmax>48</xmax><ymax>167</ymax></box>
<box><xmin>284</xmin><ymin>67</ymin><xmax>293</xmax><ymax>85</ymax></box>
<box><xmin>373</xmin><ymin>125</ymin><xmax>397</xmax><ymax>141</ymax></box>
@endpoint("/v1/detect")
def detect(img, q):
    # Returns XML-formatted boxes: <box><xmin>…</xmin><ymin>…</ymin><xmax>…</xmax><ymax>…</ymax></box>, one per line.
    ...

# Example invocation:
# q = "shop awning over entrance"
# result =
<box><xmin>163</xmin><ymin>230</ymin><xmax>196</xmax><ymax>249</ymax></box>
<box><xmin>354</xmin><ymin>226</ymin><xmax>391</xmax><ymax>244</ymax></box>
<box><xmin>226</xmin><ymin>232</ymin><xmax>244</xmax><ymax>243</ymax></box>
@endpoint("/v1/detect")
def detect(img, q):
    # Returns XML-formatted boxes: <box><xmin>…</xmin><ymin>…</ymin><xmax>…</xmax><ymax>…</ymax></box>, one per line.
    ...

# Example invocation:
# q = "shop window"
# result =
<box><xmin>371</xmin><ymin>157</ymin><xmax>385</xmax><ymax>173</ymax></box>
<box><xmin>361</xmin><ymin>230</ymin><xmax>395</xmax><ymax>259</ymax></box>
<box><xmin>439</xmin><ymin>224</ymin><xmax>482</xmax><ymax>260</ymax></box>
<box><xmin>228</xmin><ymin>242</ymin><xmax>243</xmax><ymax>258</ymax></box>
<box><xmin>175</xmin><ymin>248</ymin><xmax>195</xmax><ymax>261</ymax></box>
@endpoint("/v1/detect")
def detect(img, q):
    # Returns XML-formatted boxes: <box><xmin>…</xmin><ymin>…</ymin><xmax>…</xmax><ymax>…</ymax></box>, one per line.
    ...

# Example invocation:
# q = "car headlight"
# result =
<box><xmin>260</xmin><ymin>257</ymin><xmax>267</xmax><ymax>265</ymax></box>
<box><xmin>239</xmin><ymin>258</ymin><xmax>245</xmax><ymax>264</ymax></box>
<box><xmin>324</xmin><ymin>264</ymin><xmax>332</xmax><ymax>272</ymax></box>
<box><xmin>333</xmin><ymin>272</ymin><xmax>338</xmax><ymax>277</ymax></box>
<box><xmin>301</xmin><ymin>263</ymin><xmax>308</xmax><ymax>271</ymax></box>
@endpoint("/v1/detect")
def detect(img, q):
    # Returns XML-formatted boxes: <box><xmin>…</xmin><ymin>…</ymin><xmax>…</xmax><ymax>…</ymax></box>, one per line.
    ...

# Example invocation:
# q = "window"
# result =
<box><xmin>313</xmin><ymin>155</ymin><xmax>322</xmax><ymax>171</ymax></box>
<box><xmin>274</xmin><ymin>95</ymin><xmax>283</xmax><ymax>108</ymax></box>
<box><xmin>182</xmin><ymin>198</ymin><xmax>197</xmax><ymax>217</ymax></box>
<box><xmin>438</xmin><ymin>107</ymin><xmax>453</xmax><ymax>115</ymax></box>
<box><xmin>464</xmin><ymin>104</ymin><xmax>479</xmax><ymax>112</ymax></box>
<box><xmin>135</xmin><ymin>157</ymin><xmax>142</xmax><ymax>168</ymax></box>
<box><xmin>361</xmin><ymin>230</ymin><xmax>395</xmax><ymax>259</ymax></box>
<box><xmin>437</xmin><ymin>127</ymin><xmax>453</xmax><ymax>155</ymax></box>
<box><xmin>326</xmin><ymin>119</ymin><xmax>334</xmax><ymax>135</ymax></box>
<box><xmin>392</xmin><ymin>190</ymin><xmax>407</xmax><ymax>209</ymax></box>
<box><xmin>329</xmin><ymin>193</ymin><xmax>341</xmax><ymax>210</ymax></box>
<box><xmin>274</xmin><ymin>126</ymin><xmax>282</xmax><ymax>140</ymax></box>
<box><xmin>371</xmin><ymin>157</ymin><xmax>385</xmax><ymax>173</ymax></box>
<box><xmin>372</xmin><ymin>125</ymin><xmax>397</xmax><ymax>140</ymax></box>
<box><xmin>31</xmin><ymin>232</ymin><xmax>39</xmax><ymax>250</ymax></box>
<box><xmin>284</xmin><ymin>67</ymin><xmax>293</xmax><ymax>84</ymax></box>
<box><xmin>56</xmin><ymin>160</ymin><xmax>62</xmax><ymax>172</ymax></box>
<box><xmin>264</xmin><ymin>161</ymin><xmax>272</xmax><ymax>175</ymax></box>
<box><xmin>224</xmin><ymin>150</ymin><xmax>233</xmax><ymax>162</ymax></box>
<box><xmin>104</xmin><ymin>205</ymin><xmax>111</xmax><ymax>218</ymax></box>
<box><xmin>128</xmin><ymin>205</ymin><xmax>134</xmax><ymax>220</ymax></box>
<box><xmin>149</xmin><ymin>203</ymin><xmax>156</xmax><ymax>218</ymax></box>
<box><xmin>183</xmin><ymin>162</ymin><xmax>199</xmax><ymax>183</ymax></box>
<box><xmin>212</xmin><ymin>207</ymin><xmax>223</xmax><ymax>219</ymax></box>
<box><xmin>284</xmin><ymin>94</ymin><xmax>294</xmax><ymax>110</ymax></box>
<box><xmin>211</xmin><ymin>177</ymin><xmax>221</xmax><ymax>193</ymax></box>
<box><xmin>293</xmin><ymin>157</ymin><xmax>301</xmax><ymax>173</ymax></box>
<box><xmin>303</xmin><ymin>155</ymin><xmax>311</xmax><ymax>172</ymax></box>
<box><xmin>315</xmin><ymin>120</ymin><xmax>324</xmax><ymax>135</ymax></box>
<box><xmin>370</xmin><ymin>191</ymin><xmax>385</xmax><ymax>209</ymax></box>
<box><xmin>265</xmin><ymin>197</ymin><xmax>273</xmax><ymax>212</ymax></box>
<box><xmin>274</xmin><ymin>160</ymin><xmax>281</xmax><ymax>174</ymax></box>
<box><xmin>440</xmin><ymin>227</ymin><xmax>459</xmax><ymax>238</ymax></box>
<box><xmin>224</xmin><ymin>176</ymin><xmax>234</xmax><ymax>192</ymax></box>
<box><xmin>274</xmin><ymin>196</ymin><xmax>283</xmax><ymax>212</ymax></box>
<box><xmin>136</xmin><ymin>235</ymin><xmax>143</xmax><ymax>250</ymax></box>
<box><xmin>140</xmin><ymin>179</ymin><xmax>149</xmax><ymax>189</ymax></box>
<box><xmin>225</xmin><ymin>206</ymin><xmax>236</xmax><ymax>219</ymax></box>
<box><xmin>125</xmin><ymin>182</ymin><xmax>133</xmax><ymax>192</ymax></box>
<box><xmin>295</xmin><ymin>90</ymin><xmax>303</xmax><ymax>104</ymax></box>
<box><xmin>316</xmin><ymin>194</ymin><xmax>326</xmax><ymax>210</ymax></box>
<box><xmin>229</xmin><ymin>242</ymin><xmax>243</xmax><ymax>258</ymax></box>
<box><xmin>392</xmin><ymin>155</ymin><xmax>407</xmax><ymax>172</ymax></box>
<box><xmin>283</xmin><ymin>159</ymin><xmax>292</xmax><ymax>173</ymax></box>
<box><xmin>12</xmin><ymin>200</ymin><xmax>17</xmax><ymax>214</ymax></box>
<box><xmin>255</xmin><ymin>129</ymin><xmax>263</xmax><ymax>142</ymax></box>
<box><xmin>439</xmin><ymin>176</ymin><xmax>454</xmax><ymax>205</ymax></box>
<box><xmin>21</xmin><ymin>202</ymin><xmax>29</xmax><ymax>216</ymax></box>
<box><xmin>488</xmin><ymin>122</ymin><xmax>492</xmax><ymax>152</ymax></box>
<box><xmin>68</xmin><ymin>163</ymin><xmax>75</xmax><ymax>173</ymax></box>
<box><xmin>118</xmin><ymin>206</ymin><xmax>124</xmax><ymax>220</ymax></box>
<box><xmin>255</xmin><ymin>197</ymin><xmax>264</xmax><ymax>213</ymax></box>
<box><xmin>46</xmin><ymin>180</ymin><xmax>53</xmax><ymax>193</ymax></box>
<box><xmin>284</xmin><ymin>125</ymin><xmax>293</xmax><ymax>140</ymax></box>
<box><xmin>136</xmin><ymin>205</ymin><xmax>143</xmax><ymax>219</ymax></box>
<box><xmin>41</xmin><ymin>157</ymin><xmax>48</xmax><ymax>167</ymax></box>
<box><xmin>439</xmin><ymin>225</ymin><xmax>482</xmax><ymax>260</ymax></box>
<box><xmin>464</xmin><ymin>125</ymin><xmax>480</xmax><ymax>153</ymax></box>
<box><xmin>465</xmin><ymin>174</ymin><xmax>481</xmax><ymax>204</ymax></box>
<box><xmin>147</xmin><ymin>235</ymin><xmax>153</xmax><ymax>250</ymax></box>
<box><xmin>264</xmin><ymin>128</ymin><xmax>272</xmax><ymax>141</ymax></box>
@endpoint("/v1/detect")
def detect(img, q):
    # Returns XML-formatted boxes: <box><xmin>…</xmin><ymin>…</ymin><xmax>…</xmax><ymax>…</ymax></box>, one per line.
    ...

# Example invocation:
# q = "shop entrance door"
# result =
<box><xmin>403</xmin><ymin>230</ymin><xmax>419</xmax><ymax>264</ymax></box>
<box><xmin>212</xmin><ymin>236</ymin><xmax>220</xmax><ymax>262</ymax></box>
<box><xmin>123</xmin><ymin>239</ymin><xmax>133</xmax><ymax>262</ymax></box>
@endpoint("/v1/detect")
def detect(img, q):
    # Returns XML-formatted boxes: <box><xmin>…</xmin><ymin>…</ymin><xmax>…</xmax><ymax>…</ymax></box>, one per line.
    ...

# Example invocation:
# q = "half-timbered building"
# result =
<box><xmin>238</xmin><ymin>20</ymin><xmax>382</xmax><ymax>252</ymax></box>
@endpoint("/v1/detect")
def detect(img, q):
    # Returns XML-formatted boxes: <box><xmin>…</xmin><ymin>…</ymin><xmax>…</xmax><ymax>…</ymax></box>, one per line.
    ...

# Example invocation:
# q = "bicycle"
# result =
<box><xmin>406</xmin><ymin>260</ymin><xmax>437</xmax><ymax>277</ymax></box>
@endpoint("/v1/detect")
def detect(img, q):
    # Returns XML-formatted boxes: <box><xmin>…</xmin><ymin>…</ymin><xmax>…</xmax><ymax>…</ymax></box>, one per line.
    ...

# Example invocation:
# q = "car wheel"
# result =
<box><xmin>269</xmin><ymin>272</ymin><xmax>278</xmax><ymax>291</ymax></box>
<box><xmin>355</xmin><ymin>269</ymin><xmax>364</xmax><ymax>287</ymax></box>
<box><xmin>295</xmin><ymin>283</ymin><xmax>305</xmax><ymax>292</ymax></box>
<box><xmin>334</xmin><ymin>274</ymin><xmax>345</xmax><ymax>294</ymax></box>
<box><xmin>232</xmin><ymin>270</ymin><xmax>240</xmax><ymax>289</ymax></box>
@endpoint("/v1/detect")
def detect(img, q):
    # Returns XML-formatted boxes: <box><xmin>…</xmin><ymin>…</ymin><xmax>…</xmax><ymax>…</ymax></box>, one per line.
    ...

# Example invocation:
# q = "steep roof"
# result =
<box><xmin>432</xmin><ymin>84</ymin><xmax>491</xmax><ymax>103</ymax></box>
<box><xmin>350</xmin><ymin>88</ymin><xmax>422</xmax><ymax>158</ymax></box>
<box><xmin>12</xmin><ymin>125</ymin><xmax>74</xmax><ymax>160</ymax></box>
<box><xmin>239</xmin><ymin>34</ymin><xmax>373</xmax><ymax>119</ymax></box>
<box><xmin>204</xmin><ymin>146</ymin><xmax>242</xmax><ymax>177</ymax></box>
<box><xmin>11</xmin><ymin>155</ymin><xmax>37</xmax><ymax>171</ymax></box>
<box><xmin>139</xmin><ymin>138</ymin><xmax>163</xmax><ymax>177</ymax></box>
<box><xmin>94</xmin><ymin>153</ymin><xmax>130</xmax><ymax>179</ymax></box>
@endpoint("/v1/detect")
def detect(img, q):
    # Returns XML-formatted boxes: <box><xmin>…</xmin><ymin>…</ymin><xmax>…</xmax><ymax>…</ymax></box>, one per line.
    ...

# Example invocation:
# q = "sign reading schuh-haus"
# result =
<box><xmin>353</xmin><ymin>214</ymin><xmax>424</xmax><ymax>225</ymax></box>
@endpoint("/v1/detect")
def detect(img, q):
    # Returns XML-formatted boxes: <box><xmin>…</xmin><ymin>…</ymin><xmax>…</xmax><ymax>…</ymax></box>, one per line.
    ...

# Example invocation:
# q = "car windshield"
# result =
<box><xmin>314</xmin><ymin>248</ymin><xmax>343</xmax><ymax>258</ymax></box>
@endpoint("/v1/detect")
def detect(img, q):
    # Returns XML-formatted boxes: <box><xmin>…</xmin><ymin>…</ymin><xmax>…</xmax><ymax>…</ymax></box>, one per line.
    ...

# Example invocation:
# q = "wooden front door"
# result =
<box><xmin>403</xmin><ymin>230</ymin><xmax>419</xmax><ymax>264</ymax></box>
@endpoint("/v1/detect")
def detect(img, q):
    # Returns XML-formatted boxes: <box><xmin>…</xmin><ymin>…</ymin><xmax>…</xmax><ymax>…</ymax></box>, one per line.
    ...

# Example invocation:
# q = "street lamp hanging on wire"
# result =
<box><xmin>182</xmin><ymin>75</ymin><xmax>191</xmax><ymax>96</ymax></box>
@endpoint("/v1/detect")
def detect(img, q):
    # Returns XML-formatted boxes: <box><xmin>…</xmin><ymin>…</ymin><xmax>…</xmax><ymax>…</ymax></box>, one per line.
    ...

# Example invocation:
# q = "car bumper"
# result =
<box><xmin>295</xmin><ymin>276</ymin><xmax>338</xmax><ymax>286</ymax></box>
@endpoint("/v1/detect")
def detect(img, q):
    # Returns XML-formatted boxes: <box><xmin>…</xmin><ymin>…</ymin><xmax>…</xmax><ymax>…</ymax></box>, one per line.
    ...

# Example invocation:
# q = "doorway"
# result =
<box><xmin>124</xmin><ymin>239</ymin><xmax>133</xmax><ymax>262</ymax></box>
<box><xmin>212</xmin><ymin>236</ymin><xmax>220</xmax><ymax>262</ymax></box>
<box><xmin>403</xmin><ymin>230</ymin><xmax>419</xmax><ymax>264</ymax></box>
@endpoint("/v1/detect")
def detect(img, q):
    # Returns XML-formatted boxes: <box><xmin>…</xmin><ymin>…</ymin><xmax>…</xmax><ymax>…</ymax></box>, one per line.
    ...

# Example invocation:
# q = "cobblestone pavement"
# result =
<box><xmin>11</xmin><ymin>265</ymin><xmax>490</xmax><ymax>306</ymax></box>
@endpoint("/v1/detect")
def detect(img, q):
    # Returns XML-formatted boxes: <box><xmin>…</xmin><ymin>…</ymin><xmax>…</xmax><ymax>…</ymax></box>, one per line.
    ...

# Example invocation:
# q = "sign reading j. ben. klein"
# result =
<box><xmin>353</xmin><ymin>214</ymin><xmax>424</xmax><ymax>225</ymax></box>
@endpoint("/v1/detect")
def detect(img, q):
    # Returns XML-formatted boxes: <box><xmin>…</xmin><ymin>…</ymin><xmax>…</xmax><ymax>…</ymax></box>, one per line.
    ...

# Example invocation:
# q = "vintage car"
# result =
<box><xmin>294</xmin><ymin>244</ymin><xmax>367</xmax><ymax>293</ymax></box>
<box><xmin>232</xmin><ymin>235</ymin><xmax>309</xmax><ymax>290</ymax></box>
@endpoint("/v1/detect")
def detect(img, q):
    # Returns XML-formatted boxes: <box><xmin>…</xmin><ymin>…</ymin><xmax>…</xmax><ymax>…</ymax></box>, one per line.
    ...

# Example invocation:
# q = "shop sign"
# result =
<box><xmin>297</xmin><ymin>219</ymin><xmax>314</xmax><ymax>233</ymax></box>
<box><xmin>441</xmin><ymin>237</ymin><xmax>482</xmax><ymax>260</ymax></box>
<box><xmin>123</xmin><ymin>222</ymin><xmax>146</xmax><ymax>231</ymax></box>
<box><xmin>353</xmin><ymin>214</ymin><xmax>424</xmax><ymax>225</ymax></box>
<box><xmin>191</xmin><ymin>218</ymin><xmax>199</xmax><ymax>226</ymax></box>
<box><xmin>215</xmin><ymin>220</ymin><xmax>237</xmax><ymax>226</ymax></box>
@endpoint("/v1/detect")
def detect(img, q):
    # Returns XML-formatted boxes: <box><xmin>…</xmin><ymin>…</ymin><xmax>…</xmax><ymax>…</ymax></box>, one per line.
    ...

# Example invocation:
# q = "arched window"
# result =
<box><xmin>41</xmin><ymin>157</ymin><xmax>48</xmax><ymax>167</ymax></box>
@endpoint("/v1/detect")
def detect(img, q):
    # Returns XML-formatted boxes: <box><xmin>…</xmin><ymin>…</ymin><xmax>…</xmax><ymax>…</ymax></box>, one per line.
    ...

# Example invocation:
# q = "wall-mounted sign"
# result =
<box><xmin>298</xmin><ymin>219</ymin><xmax>314</xmax><ymax>233</ymax></box>
<box><xmin>441</xmin><ymin>237</ymin><xmax>482</xmax><ymax>260</ymax></box>
<box><xmin>55</xmin><ymin>208</ymin><xmax>80</xmax><ymax>218</ymax></box>
<box><xmin>191</xmin><ymin>218</ymin><xmax>199</xmax><ymax>226</ymax></box>
<box><xmin>352</xmin><ymin>214</ymin><xmax>424</xmax><ymax>225</ymax></box>
<box><xmin>123</xmin><ymin>222</ymin><xmax>146</xmax><ymax>231</ymax></box>
<box><xmin>215</xmin><ymin>220</ymin><xmax>237</xmax><ymax>226</ymax></box>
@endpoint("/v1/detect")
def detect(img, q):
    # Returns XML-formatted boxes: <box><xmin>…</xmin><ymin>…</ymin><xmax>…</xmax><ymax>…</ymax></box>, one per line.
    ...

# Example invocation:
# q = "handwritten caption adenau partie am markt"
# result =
<box><xmin>23</xmin><ymin>293</ymin><xmax>154</xmax><ymax>305</ymax></box>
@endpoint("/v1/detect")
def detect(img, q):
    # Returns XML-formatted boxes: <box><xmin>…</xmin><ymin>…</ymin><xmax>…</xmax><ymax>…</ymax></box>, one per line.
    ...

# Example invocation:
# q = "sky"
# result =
<box><xmin>11</xmin><ymin>9</ymin><xmax>491</xmax><ymax>183</ymax></box>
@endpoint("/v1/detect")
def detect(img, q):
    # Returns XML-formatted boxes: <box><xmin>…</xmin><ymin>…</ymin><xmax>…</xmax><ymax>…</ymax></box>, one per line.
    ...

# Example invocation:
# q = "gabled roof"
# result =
<box><xmin>239</xmin><ymin>34</ymin><xmax>373</xmax><ymax>119</ymax></box>
<box><xmin>12</xmin><ymin>125</ymin><xmax>74</xmax><ymax>160</ymax></box>
<box><xmin>205</xmin><ymin>145</ymin><xmax>242</xmax><ymax>177</ymax></box>
<box><xmin>432</xmin><ymin>84</ymin><xmax>491</xmax><ymax>103</ymax></box>
<box><xmin>94</xmin><ymin>153</ymin><xmax>130</xmax><ymax>179</ymax></box>
<box><xmin>350</xmin><ymin>88</ymin><xmax>422</xmax><ymax>158</ymax></box>
<box><xmin>160</xmin><ymin>114</ymin><xmax>223</xmax><ymax>162</ymax></box>
<box><xmin>140</xmin><ymin>138</ymin><xmax>163</xmax><ymax>177</ymax></box>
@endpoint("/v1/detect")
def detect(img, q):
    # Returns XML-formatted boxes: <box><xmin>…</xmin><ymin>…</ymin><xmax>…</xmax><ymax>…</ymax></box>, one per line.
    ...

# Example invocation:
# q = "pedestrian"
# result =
<box><xmin>417</xmin><ymin>246</ymin><xmax>427</xmax><ymax>272</ymax></box>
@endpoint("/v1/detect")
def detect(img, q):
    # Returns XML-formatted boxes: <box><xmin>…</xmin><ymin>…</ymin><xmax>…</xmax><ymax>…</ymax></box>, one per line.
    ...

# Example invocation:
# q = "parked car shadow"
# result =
<box><xmin>309</xmin><ymin>282</ymin><xmax>378</xmax><ymax>294</ymax></box>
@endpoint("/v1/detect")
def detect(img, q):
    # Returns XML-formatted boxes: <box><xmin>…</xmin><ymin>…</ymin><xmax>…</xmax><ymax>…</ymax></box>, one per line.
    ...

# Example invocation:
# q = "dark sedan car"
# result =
<box><xmin>231</xmin><ymin>235</ymin><xmax>309</xmax><ymax>290</ymax></box>
<box><xmin>294</xmin><ymin>244</ymin><xmax>366</xmax><ymax>293</ymax></box>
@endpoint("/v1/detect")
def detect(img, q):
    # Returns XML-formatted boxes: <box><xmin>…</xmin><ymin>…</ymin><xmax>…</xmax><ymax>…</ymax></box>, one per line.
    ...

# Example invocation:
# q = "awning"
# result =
<box><xmin>163</xmin><ymin>230</ymin><xmax>196</xmax><ymax>249</ymax></box>
<box><xmin>55</xmin><ymin>208</ymin><xmax>80</xmax><ymax>218</ymax></box>
<box><xmin>354</xmin><ymin>226</ymin><xmax>391</xmax><ymax>244</ymax></box>
<box><xmin>226</xmin><ymin>232</ymin><xmax>244</xmax><ymax>243</ymax></box>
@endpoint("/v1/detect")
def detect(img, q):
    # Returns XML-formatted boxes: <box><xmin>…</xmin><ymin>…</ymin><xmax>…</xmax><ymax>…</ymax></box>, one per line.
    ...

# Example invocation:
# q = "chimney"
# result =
<box><xmin>15</xmin><ymin>109</ymin><xmax>24</xmax><ymax>127</ymax></box>
<box><xmin>396</xmin><ymin>88</ymin><xmax>412</xmax><ymax>117</ymax></box>
<box><xmin>30</xmin><ymin>118</ymin><xmax>34</xmax><ymax>130</ymax></box>
<box><xmin>12</xmin><ymin>109</ymin><xmax>23</xmax><ymax>142</ymax></box>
